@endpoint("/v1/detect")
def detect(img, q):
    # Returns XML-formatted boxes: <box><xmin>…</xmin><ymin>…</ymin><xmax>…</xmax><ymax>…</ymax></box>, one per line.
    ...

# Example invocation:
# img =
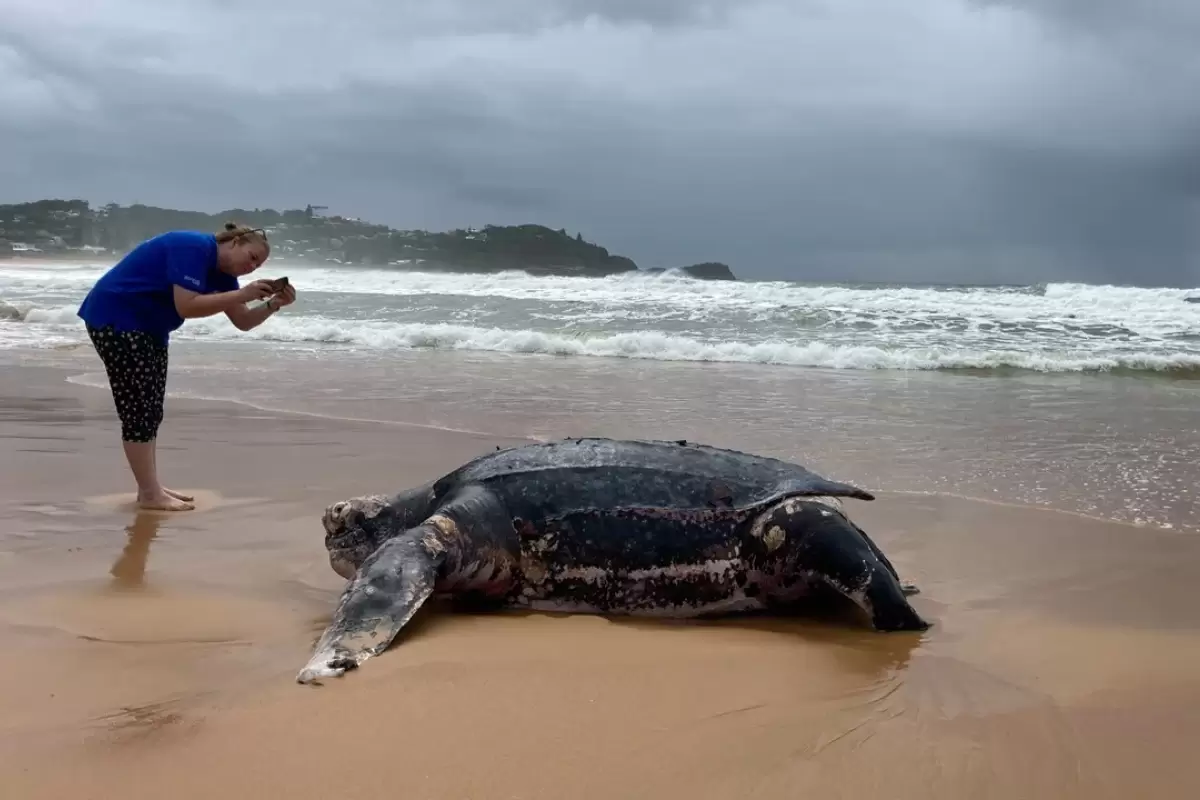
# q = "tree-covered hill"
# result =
<box><xmin>0</xmin><ymin>199</ymin><xmax>737</xmax><ymax>280</ymax></box>
<box><xmin>0</xmin><ymin>200</ymin><xmax>638</xmax><ymax>276</ymax></box>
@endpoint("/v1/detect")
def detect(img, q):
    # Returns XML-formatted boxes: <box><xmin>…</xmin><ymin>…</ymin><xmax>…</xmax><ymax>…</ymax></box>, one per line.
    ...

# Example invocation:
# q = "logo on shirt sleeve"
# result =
<box><xmin>184</xmin><ymin>275</ymin><xmax>202</xmax><ymax>287</ymax></box>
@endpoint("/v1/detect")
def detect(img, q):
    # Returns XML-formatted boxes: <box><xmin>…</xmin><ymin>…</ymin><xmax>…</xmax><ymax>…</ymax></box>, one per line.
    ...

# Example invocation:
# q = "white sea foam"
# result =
<box><xmin>3</xmin><ymin>262</ymin><xmax>1199</xmax><ymax>373</ymax></box>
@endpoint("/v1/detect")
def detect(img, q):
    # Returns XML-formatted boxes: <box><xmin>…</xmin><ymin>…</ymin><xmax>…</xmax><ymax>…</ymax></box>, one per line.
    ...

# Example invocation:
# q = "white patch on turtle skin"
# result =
<box><xmin>625</xmin><ymin>559</ymin><xmax>739</xmax><ymax>582</ymax></box>
<box><xmin>322</xmin><ymin>494</ymin><xmax>392</xmax><ymax>536</ymax></box>
<box><xmin>516</xmin><ymin>531</ymin><xmax>561</xmax><ymax>588</ymax></box>
<box><xmin>424</xmin><ymin>513</ymin><xmax>458</xmax><ymax>540</ymax></box>
<box><xmin>421</xmin><ymin>514</ymin><xmax>457</xmax><ymax>560</ymax></box>
<box><xmin>523</xmin><ymin>532</ymin><xmax>559</xmax><ymax>557</ymax></box>
<box><xmin>296</xmin><ymin>646</ymin><xmax>349</xmax><ymax>684</ymax></box>
<box><xmin>762</xmin><ymin>525</ymin><xmax>786</xmax><ymax>552</ymax></box>
<box><xmin>556</xmin><ymin>565</ymin><xmax>611</xmax><ymax>584</ymax></box>
<box><xmin>778</xmin><ymin>494</ymin><xmax>845</xmax><ymax>517</ymax></box>
<box><xmin>521</xmin><ymin>560</ymin><xmax>549</xmax><ymax>585</ymax></box>
<box><xmin>749</xmin><ymin>494</ymin><xmax>847</xmax><ymax>541</ymax></box>
<box><xmin>544</xmin><ymin>559</ymin><xmax>742</xmax><ymax>587</ymax></box>
<box><xmin>526</xmin><ymin>591</ymin><xmax>765</xmax><ymax>618</ymax></box>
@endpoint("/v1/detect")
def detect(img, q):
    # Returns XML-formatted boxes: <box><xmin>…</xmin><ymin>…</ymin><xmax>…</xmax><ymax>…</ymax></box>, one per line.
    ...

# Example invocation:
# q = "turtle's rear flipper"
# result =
<box><xmin>757</xmin><ymin>499</ymin><xmax>930</xmax><ymax>633</ymax></box>
<box><xmin>297</xmin><ymin>527</ymin><xmax>444</xmax><ymax>685</ymax></box>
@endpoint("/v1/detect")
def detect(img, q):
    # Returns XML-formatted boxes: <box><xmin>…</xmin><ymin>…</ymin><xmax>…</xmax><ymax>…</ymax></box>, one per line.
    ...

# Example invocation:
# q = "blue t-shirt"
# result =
<box><xmin>78</xmin><ymin>230</ymin><xmax>240</xmax><ymax>343</ymax></box>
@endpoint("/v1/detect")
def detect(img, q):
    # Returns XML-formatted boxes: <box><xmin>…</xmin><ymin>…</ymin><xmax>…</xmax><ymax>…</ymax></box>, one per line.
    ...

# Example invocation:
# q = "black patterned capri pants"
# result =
<box><xmin>85</xmin><ymin>324</ymin><xmax>169</xmax><ymax>443</ymax></box>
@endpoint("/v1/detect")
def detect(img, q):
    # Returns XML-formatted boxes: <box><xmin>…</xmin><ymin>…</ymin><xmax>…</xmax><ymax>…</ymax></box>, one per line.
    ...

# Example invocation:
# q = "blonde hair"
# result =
<box><xmin>215</xmin><ymin>222</ymin><xmax>270</xmax><ymax>257</ymax></box>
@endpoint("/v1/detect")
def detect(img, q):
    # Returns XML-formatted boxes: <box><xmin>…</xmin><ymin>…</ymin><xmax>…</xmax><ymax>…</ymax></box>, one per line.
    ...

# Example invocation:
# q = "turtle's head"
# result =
<box><xmin>321</xmin><ymin>494</ymin><xmax>402</xmax><ymax>579</ymax></box>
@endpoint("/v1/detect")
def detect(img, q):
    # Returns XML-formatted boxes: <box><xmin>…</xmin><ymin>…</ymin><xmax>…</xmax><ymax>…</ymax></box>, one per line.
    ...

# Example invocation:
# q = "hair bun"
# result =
<box><xmin>224</xmin><ymin>221</ymin><xmax>239</xmax><ymax>231</ymax></box>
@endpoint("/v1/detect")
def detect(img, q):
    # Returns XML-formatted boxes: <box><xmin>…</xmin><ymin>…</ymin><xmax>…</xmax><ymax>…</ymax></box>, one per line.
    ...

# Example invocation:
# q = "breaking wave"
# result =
<box><xmin>5</xmin><ymin>301</ymin><xmax>1200</xmax><ymax>374</ymax></box>
<box><xmin>3</xmin><ymin>264</ymin><xmax>1200</xmax><ymax>375</ymax></box>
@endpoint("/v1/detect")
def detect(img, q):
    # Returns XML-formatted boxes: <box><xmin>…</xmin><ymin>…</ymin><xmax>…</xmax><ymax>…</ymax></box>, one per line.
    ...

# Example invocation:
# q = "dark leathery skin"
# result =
<box><xmin>299</xmin><ymin>438</ymin><xmax>927</xmax><ymax>684</ymax></box>
<box><xmin>431</xmin><ymin>438</ymin><xmax>875</xmax><ymax>511</ymax></box>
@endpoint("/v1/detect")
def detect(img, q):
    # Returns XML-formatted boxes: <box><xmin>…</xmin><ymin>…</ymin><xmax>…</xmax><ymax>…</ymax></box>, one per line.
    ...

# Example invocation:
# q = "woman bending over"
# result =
<box><xmin>77</xmin><ymin>223</ymin><xmax>296</xmax><ymax>511</ymax></box>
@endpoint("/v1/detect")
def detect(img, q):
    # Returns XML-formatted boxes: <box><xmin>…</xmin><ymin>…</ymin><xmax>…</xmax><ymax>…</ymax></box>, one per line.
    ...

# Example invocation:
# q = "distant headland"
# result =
<box><xmin>0</xmin><ymin>199</ymin><xmax>737</xmax><ymax>281</ymax></box>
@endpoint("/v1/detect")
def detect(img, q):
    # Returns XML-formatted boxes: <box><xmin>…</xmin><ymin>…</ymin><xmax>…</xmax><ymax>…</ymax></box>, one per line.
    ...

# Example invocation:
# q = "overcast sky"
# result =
<box><xmin>2</xmin><ymin>0</ymin><xmax>1197</xmax><ymax>285</ymax></box>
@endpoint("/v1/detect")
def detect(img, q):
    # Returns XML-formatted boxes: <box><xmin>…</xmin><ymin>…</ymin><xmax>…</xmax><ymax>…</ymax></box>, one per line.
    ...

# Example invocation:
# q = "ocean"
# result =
<box><xmin>3</xmin><ymin>260</ymin><xmax>1199</xmax><ymax>531</ymax></box>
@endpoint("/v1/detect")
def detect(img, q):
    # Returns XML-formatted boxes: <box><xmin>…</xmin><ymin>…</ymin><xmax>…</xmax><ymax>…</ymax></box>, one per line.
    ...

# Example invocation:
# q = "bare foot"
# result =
<box><xmin>137</xmin><ymin>491</ymin><xmax>195</xmax><ymax>512</ymax></box>
<box><xmin>162</xmin><ymin>487</ymin><xmax>195</xmax><ymax>502</ymax></box>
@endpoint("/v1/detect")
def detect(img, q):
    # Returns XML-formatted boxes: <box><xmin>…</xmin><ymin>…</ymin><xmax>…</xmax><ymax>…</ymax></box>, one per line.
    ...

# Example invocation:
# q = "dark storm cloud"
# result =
<box><xmin>1</xmin><ymin>0</ymin><xmax>1197</xmax><ymax>285</ymax></box>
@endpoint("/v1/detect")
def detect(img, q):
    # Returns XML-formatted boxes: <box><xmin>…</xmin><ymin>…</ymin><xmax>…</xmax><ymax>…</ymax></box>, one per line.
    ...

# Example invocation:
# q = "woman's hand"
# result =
<box><xmin>273</xmin><ymin>283</ymin><xmax>297</xmax><ymax>308</ymax></box>
<box><xmin>236</xmin><ymin>279</ymin><xmax>276</xmax><ymax>304</ymax></box>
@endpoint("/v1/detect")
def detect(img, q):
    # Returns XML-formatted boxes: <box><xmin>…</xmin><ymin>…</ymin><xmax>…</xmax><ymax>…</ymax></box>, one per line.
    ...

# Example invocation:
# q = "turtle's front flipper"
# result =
<box><xmin>297</xmin><ymin>527</ymin><xmax>445</xmax><ymax>685</ymax></box>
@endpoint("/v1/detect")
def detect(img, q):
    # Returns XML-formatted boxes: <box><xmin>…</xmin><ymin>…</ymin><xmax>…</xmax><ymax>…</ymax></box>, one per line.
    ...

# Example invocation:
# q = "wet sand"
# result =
<box><xmin>2</xmin><ymin>365</ymin><xmax>1199</xmax><ymax>798</ymax></box>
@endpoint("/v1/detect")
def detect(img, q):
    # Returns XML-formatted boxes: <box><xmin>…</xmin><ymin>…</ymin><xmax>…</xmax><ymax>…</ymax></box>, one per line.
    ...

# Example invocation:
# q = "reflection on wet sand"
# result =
<box><xmin>109</xmin><ymin>512</ymin><xmax>161</xmax><ymax>589</ymax></box>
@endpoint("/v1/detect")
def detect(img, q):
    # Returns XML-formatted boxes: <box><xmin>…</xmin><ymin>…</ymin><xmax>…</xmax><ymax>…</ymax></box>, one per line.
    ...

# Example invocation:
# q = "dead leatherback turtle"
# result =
<box><xmin>297</xmin><ymin>437</ymin><xmax>928</xmax><ymax>684</ymax></box>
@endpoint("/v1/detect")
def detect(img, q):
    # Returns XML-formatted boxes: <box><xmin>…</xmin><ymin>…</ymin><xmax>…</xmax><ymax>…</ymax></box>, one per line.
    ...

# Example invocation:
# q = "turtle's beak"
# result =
<box><xmin>329</xmin><ymin>553</ymin><xmax>357</xmax><ymax>580</ymax></box>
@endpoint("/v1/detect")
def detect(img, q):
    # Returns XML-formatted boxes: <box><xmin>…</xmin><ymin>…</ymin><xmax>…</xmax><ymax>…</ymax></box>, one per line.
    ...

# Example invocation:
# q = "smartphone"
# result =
<box><xmin>269</xmin><ymin>276</ymin><xmax>290</xmax><ymax>292</ymax></box>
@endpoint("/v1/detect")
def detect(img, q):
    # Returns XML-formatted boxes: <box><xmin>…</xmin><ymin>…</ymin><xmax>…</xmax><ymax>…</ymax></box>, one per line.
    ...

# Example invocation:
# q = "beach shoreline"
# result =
<box><xmin>1</xmin><ymin>360</ymin><xmax>1199</xmax><ymax>798</ymax></box>
<box><xmin>10</xmin><ymin>327</ymin><xmax>1197</xmax><ymax>533</ymax></box>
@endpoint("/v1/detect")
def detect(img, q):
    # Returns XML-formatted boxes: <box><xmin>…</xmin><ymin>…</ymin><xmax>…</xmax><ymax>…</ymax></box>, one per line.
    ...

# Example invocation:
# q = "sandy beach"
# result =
<box><xmin>2</xmin><ymin>362</ymin><xmax>1199</xmax><ymax>799</ymax></box>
